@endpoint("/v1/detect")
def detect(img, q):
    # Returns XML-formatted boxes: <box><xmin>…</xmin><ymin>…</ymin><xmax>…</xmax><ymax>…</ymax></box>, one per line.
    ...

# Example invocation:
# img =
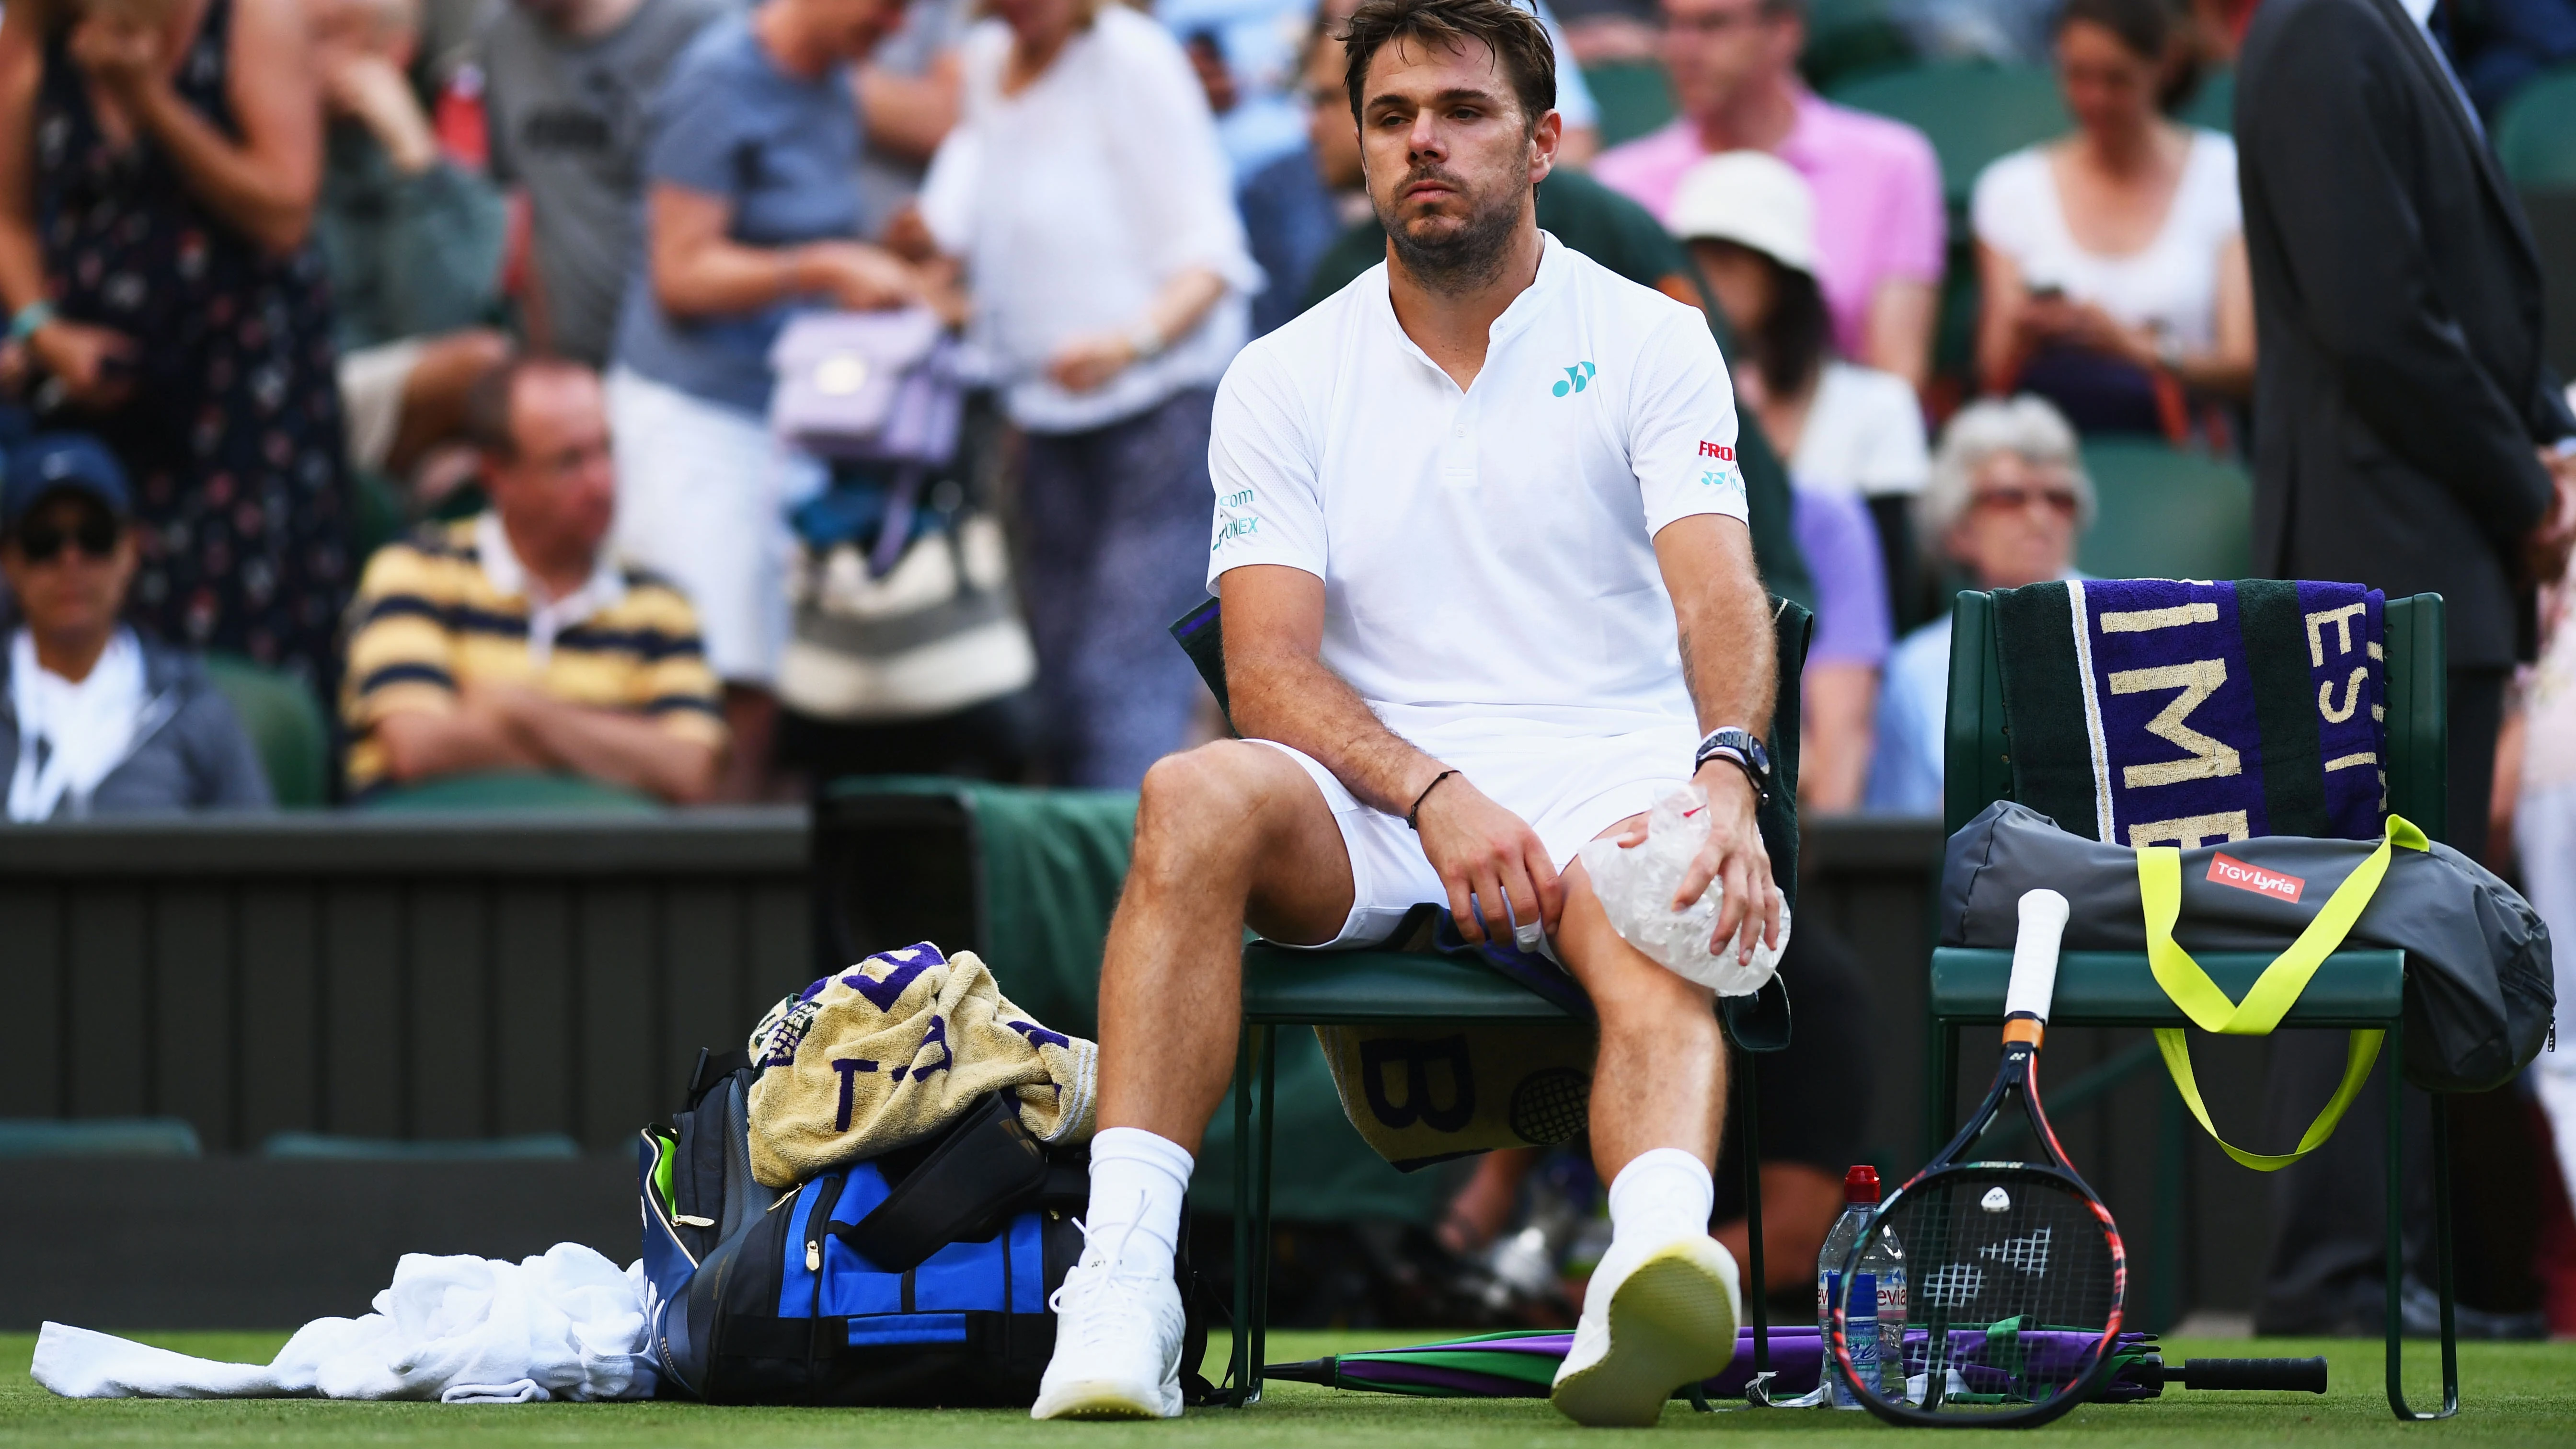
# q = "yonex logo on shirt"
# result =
<box><xmin>1551</xmin><ymin>361</ymin><xmax>1596</xmax><ymax>397</ymax></box>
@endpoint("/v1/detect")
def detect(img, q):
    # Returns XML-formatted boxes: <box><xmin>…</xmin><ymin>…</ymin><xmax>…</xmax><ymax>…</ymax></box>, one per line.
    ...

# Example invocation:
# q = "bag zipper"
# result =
<box><xmin>803</xmin><ymin>1172</ymin><xmax>846</xmax><ymax>1276</ymax></box>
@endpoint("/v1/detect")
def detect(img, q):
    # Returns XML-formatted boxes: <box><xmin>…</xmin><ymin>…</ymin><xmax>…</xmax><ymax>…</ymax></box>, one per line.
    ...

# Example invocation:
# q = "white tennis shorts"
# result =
<box><xmin>605</xmin><ymin>366</ymin><xmax>826</xmax><ymax>687</ymax></box>
<box><xmin>1250</xmin><ymin>725</ymin><xmax>1697</xmax><ymax>949</ymax></box>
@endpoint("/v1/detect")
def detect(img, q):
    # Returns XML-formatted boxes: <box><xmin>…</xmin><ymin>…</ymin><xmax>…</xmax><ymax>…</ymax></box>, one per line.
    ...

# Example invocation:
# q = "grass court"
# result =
<box><xmin>6</xmin><ymin>1331</ymin><xmax>2574</xmax><ymax>1446</ymax></box>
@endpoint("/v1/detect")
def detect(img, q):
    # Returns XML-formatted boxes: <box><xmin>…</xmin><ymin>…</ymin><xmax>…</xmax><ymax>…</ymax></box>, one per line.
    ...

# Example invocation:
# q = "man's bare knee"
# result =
<box><xmin>1559</xmin><ymin>869</ymin><xmax>1719</xmax><ymax>1027</ymax></box>
<box><xmin>1135</xmin><ymin>741</ymin><xmax>1301</xmax><ymax>863</ymax></box>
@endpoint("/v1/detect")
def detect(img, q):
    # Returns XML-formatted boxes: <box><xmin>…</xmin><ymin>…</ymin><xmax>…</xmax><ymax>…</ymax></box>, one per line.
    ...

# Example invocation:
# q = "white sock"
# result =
<box><xmin>1606</xmin><ymin>1147</ymin><xmax>1715</xmax><ymax>1245</ymax></box>
<box><xmin>1082</xmin><ymin>1127</ymin><xmax>1194</xmax><ymax>1280</ymax></box>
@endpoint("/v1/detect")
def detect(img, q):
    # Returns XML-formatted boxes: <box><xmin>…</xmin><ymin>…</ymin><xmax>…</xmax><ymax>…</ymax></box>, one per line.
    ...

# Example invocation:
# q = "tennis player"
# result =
<box><xmin>1033</xmin><ymin>0</ymin><xmax>1782</xmax><ymax>1425</ymax></box>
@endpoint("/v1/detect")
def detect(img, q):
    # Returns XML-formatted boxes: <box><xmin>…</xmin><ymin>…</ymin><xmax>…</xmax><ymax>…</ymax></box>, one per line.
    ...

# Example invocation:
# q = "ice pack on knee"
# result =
<box><xmin>1577</xmin><ymin>784</ymin><xmax>1788</xmax><ymax>996</ymax></box>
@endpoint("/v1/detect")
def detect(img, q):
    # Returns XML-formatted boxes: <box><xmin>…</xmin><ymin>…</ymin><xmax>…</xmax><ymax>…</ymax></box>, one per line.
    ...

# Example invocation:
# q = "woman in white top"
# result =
<box><xmin>917</xmin><ymin>0</ymin><xmax>1260</xmax><ymax>788</ymax></box>
<box><xmin>1666</xmin><ymin>150</ymin><xmax>1928</xmax><ymax>812</ymax></box>
<box><xmin>1971</xmin><ymin>0</ymin><xmax>2254</xmax><ymax>437</ymax></box>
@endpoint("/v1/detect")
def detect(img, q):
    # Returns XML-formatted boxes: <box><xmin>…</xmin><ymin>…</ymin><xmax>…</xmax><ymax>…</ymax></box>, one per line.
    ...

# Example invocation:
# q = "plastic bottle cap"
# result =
<box><xmin>1844</xmin><ymin>1164</ymin><xmax>1881</xmax><ymax>1204</ymax></box>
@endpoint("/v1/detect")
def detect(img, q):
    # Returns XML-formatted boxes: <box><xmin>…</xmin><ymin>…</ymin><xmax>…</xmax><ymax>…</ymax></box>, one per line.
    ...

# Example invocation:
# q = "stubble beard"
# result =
<box><xmin>1375</xmin><ymin>157</ymin><xmax>1528</xmax><ymax>297</ymax></box>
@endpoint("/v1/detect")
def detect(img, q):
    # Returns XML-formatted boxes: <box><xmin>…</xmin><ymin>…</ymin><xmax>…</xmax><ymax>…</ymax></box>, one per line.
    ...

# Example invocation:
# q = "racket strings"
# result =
<box><xmin>1860</xmin><ymin>1174</ymin><xmax>2118</xmax><ymax>1415</ymax></box>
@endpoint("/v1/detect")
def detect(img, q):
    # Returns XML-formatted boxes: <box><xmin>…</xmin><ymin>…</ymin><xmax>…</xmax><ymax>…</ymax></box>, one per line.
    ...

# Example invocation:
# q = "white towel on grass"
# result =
<box><xmin>33</xmin><ymin>1242</ymin><xmax>652</xmax><ymax>1403</ymax></box>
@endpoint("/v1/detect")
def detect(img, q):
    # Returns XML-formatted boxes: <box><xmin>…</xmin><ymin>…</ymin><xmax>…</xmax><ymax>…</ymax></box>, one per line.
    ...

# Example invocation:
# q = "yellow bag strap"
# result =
<box><xmin>2135</xmin><ymin>816</ymin><xmax>2428</xmax><ymax>1171</ymax></box>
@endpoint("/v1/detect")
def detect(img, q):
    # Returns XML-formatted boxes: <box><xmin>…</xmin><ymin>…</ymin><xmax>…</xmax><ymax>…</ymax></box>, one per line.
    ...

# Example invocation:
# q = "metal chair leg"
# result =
<box><xmin>1737</xmin><ymin>1047</ymin><xmax>1771</xmax><ymax>1400</ymax></box>
<box><xmin>1250</xmin><ymin>1025</ymin><xmax>1277</xmax><ymax>1406</ymax></box>
<box><xmin>2387</xmin><ymin>1021</ymin><xmax>2460</xmax><ymax>1421</ymax></box>
<box><xmin>1229</xmin><ymin>1023</ymin><xmax>1255</xmax><ymax>1407</ymax></box>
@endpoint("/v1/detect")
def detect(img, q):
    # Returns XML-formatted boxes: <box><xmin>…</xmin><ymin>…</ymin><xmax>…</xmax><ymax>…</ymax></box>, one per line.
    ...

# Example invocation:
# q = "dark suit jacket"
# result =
<box><xmin>2237</xmin><ymin>0</ymin><xmax>2574</xmax><ymax>667</ymax></box>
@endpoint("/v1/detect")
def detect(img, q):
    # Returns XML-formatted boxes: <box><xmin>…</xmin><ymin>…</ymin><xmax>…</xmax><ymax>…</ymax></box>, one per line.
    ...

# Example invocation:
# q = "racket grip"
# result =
<box><xmin>2178</xmin><ymin>1357</ymin><xmax>2328</xmax><ymax>1393</ymax></box>
<box><xmin>2005</xmin><ymin>889</ymin><xmax>2071</xmax><ymax>1022</ymax></box>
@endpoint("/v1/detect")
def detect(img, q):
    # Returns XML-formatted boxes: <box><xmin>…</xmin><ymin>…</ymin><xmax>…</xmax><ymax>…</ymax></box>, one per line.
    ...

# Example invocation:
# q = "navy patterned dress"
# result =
<box><xmin>34</xmin><ymin>0</ymin><xmax>352</xmax><ymax>685</ymax></box>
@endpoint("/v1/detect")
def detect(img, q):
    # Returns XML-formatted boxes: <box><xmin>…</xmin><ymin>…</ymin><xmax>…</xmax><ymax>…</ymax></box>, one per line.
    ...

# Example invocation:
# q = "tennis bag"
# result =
<box><xmin>1942</xmin><ymin>801</ymin><xmax>2552</xmax><ymax>1159</ymax></box>
<box><xmin>641</xmin><ymin>1054</ymin><xmax>1207</xmax><ymax>1405</ymax></box>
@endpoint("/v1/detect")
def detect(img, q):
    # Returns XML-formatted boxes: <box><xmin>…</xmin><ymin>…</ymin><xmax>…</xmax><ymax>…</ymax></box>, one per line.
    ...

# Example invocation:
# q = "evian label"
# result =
<box><xmin>2208</xmin><ymin>852</ymin><xmax>2304</xmax><ymax>903</ymax></box>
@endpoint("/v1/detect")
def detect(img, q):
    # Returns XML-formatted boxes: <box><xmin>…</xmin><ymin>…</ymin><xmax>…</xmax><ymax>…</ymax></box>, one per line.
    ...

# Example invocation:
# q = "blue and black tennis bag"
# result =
<box><xmin>639</xmin><ymin>1049</ymin><xmax>1208</xmax><ymax>1406</ymax></box>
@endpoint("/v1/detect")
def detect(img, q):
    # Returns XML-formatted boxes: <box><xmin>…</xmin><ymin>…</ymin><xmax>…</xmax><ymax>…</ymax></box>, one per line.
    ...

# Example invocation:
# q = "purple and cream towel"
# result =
<box><xmin>1991</xmin><ymin>579</ymin><xmax>2387</xmax><ymax>846</ymax></box>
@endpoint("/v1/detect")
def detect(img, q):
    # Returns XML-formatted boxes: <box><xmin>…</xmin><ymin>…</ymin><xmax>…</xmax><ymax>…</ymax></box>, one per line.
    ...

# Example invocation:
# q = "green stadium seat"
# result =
<box><xmin>2175</xmin><ymin>64</ymin><xmax>2235</xmax><ymax>133</ymax></box>
<box><xmin>1798</xmin><ymin>0</ymin><xmax>1917</xmax><ymax>94</ymax></box>
<box><xmin>1581</xmin><ymin>60</ymin><xmax>1677</xmax><ymax>148</ymax></box>
<box><xmin>358</xmin><ymin>770</ymin><xmax>662</xmax><ymax>814</ymax></box>
<box><xmin>2074</xmin><ymin>440</ymin><xmax>2254</xmax><ymax>583</ymax></box>
<box><xmin>1827</xmin><ymin>62</ymin><xmax>2067</xmax><ymax>204</ymax></box>
<box><xmin>351</xmin><ymin>466</ymin><xmax>409</xmax><ymax>564</ymax></box>
<box><xmin>201</xmin><ymin>651</ymin><xmax>332</xmax><ymax>808</ymax></box>
<box><xmin>0</xmin><ymin>1117</ymin><xmax>204</xmax><ymax>1157</ymax></box>
<box><xmin>2496</xmin><ymin>64</ymin><xmax>2576</xmax><ymax>190</ymax></box>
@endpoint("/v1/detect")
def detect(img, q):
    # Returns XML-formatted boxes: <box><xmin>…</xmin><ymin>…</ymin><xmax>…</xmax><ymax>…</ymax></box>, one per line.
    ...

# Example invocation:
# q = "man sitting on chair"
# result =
<box><xmin>1033</xmin><ymin>0</ymin><xmax>1782</xmax><ymax>1426</ymax></box>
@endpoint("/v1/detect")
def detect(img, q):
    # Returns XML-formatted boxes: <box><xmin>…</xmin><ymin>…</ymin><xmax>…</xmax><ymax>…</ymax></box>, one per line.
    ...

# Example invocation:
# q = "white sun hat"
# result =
<box><xmin>1664</xmin><ymin>150</ymin><xmax>1819</xmax><ymax>277</ymax></box>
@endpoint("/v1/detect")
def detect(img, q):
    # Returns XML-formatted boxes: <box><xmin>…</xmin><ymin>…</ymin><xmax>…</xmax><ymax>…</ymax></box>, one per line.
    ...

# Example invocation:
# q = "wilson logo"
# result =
<box><xmin>1698</xmin><ymin>440</ymin><xmax>1735</xmax><ymax>461</ymax></box>
<box><xmin>2208</xmin><ymin>852</ymin><xmax>2304</xmax><ymax>903</ymax></box>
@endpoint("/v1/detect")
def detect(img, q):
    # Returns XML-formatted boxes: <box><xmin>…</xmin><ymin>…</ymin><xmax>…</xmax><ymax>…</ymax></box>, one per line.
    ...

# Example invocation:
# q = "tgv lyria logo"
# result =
<box><xmin>1551</xmin><ymin>361</ymin><xmax>1596</xmax><ymax>397</ymax></box>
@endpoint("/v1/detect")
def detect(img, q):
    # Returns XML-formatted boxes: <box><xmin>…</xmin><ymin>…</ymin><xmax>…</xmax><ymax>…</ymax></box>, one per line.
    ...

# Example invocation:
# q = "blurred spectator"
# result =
<box><xmin>341</xmin><ymin>358</ymin><xmax>724</xmax><ymax>802</ymax></box>
<box><xmin>2240</xmin><ymin>0</ymin><xmax>2576</xmax><ymax>1334</ymax></box>
<box><xmin>854</xmin><ymin>0</ymin><xmax>969</xmax><ymax>235</ymax></box>
<box><xmin>2517</xmin><ymin>458</ymin><xmax>2576</xmax><ymax>1236</ymax></box>
<box><xmin>608</xmin><ymin>0</ymin><xmax>923</xmax><ymax>797</ymax></box>
<box><xmin>1971</xmin><ymin>0</ymin><xmax>2252</xmax><ymax>438</ymax></box>
<box><xmin>2</xmin><ymin>434</ymin><xmax>272</xmax><ymax>818</ymax></box>
<box><xmin>1238</xmin><ymin>16</ymin><xmax>1353</xmax><ymax>335</ymax></box>
<box><xmin>0</xmin><ymin>0</ymin><xmax>354</xmax><ymax>685</ymax></box>
<box><xmin>1668</xmin><ymin>151</ymin><xmax>1916</xmax><ymax>813</ymax></box>
<box><xmin>919</xmin><ymin>0</ymin><xmax>1259</xmax><ymax>788</ymax></box>
<box><xmin>479</xmin><ymin>0</ymin><xmax>724</xmax><ymax>368</ymax></box>
<box><xmin>1593</xmin><ymin>0</ymin><xmax>1943</xmax><ymax>390</ymax></box>
<box><xmin>308</xmin><ymin>0</ymin><xmax>515</xmax><ymax>483</ymax></box>
<box><xmin>1866</xmin><ymin>396</ymin><xmax>2090</xmax><ymax>814</ymax></box>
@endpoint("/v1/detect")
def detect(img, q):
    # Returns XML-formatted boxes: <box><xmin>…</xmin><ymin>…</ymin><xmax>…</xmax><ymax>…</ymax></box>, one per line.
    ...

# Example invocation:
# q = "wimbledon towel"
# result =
<box><xmin>33</xmin><ymin>1244</ymin><xmax>650</xmax><ymax>1403</ymax></box>
<box><xmin>1992</xmin><ymin>579</ymin><xmax>2387</xmax><ymax>846</ymax></box>
<box><xmin>745</xmin><ymin>941</ymin><xmax>1096</xmax><ymax>1187</ymax></box>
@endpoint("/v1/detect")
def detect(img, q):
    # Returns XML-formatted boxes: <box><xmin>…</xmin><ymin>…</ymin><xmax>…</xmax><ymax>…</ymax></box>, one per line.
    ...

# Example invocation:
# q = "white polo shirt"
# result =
<box><xmin>1205</xmin><ymin>232</ymin><xmax>1749</xmax><ymax>761</ymax></box>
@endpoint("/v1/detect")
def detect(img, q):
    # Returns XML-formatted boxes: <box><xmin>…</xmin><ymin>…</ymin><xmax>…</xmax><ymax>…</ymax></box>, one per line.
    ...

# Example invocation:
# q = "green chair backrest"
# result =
<box><xmin>1828</xmin><ymin>62</ymin><xmax>2066</xmax><ymax>203</ymax></box>
<box><xmin>2174</xmin><ymin>65</ymin><xmax>2234</xmax><ymax>133</ymax></box>
<box><xmin>2497</xmin><ymin>64</ymin><xmax>2576</xmax><ymax>190</ymax></box>
<box><xmin>1798</xmin><ymin>0</ymin><xmax>1918</xmax><ymax>94</ymax></box>
<box><xmin>200</xmin><ymin>652</ymin><xmax>331</xmax><ymax>807</ymax></box>
<box><xmin>1581</xmin><ymin>60</ymin><xmax>1677</xmax><ymax>149</ymax></box>
<box><xmin>2075</xmin><ymin>440</ymin><xmax>2254</xmax><ymax>583</ymax></box>
<box><xmin>357</xmin><ymin>770</ymin><xmax>662</xmax><ymax>814</ymax></box>
<box><xmin>1940</xmin><ymin>589</ymin><xmax>2448</xmax><ymax>840</ymax></box>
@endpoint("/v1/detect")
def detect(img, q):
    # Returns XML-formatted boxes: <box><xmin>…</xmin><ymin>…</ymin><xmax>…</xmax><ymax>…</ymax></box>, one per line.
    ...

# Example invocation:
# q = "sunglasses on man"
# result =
<box><xmin>11</xmin><ymin>510</ymin><xmax>121</xmax><ymax>564</ymax></box>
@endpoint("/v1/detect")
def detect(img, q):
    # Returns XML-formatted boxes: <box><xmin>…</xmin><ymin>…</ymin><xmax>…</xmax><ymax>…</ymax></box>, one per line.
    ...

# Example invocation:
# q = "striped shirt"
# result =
<box><xmin>342</xmin><ymin>515</ymin><xmax>727</xmax><ymax>793</ymax></box>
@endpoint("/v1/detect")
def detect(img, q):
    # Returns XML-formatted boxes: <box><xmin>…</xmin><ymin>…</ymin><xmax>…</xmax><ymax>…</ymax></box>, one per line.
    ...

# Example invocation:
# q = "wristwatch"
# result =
<box><xmin>1692</xmin><ymin>725</ymin><xmax>1771</xmax><ymax>804</ymax></box>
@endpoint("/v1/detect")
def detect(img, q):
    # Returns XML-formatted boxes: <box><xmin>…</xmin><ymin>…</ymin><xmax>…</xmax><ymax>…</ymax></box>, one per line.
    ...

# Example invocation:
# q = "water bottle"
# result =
<box><xmin>1816</xmin><ymin>1165</ymin><xmax>1907</xmax><ymax>1407</ymax></box>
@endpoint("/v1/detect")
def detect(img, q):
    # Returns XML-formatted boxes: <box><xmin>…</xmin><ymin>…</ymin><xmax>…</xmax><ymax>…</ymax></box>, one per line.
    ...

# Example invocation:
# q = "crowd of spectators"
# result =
<box><xmin>0</xmin><ymin>0</ymin><xmax>2558</xmax><ymax>828</ymax></box>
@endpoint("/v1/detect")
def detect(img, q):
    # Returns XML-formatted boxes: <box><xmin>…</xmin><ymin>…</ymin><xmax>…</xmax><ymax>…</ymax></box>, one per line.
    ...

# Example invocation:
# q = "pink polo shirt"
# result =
<box><xmin>1594</xmin><ymin>91</ymin><xmax>1947</xmax><ymax>361</ymax></box>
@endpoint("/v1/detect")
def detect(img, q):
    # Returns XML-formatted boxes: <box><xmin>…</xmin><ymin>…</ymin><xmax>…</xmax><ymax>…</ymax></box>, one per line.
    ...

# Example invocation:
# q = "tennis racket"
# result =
<box><xmin>1828</xmin><ymin>887</ymin><xmax>2127</xmax><ymax>1427</ymax></box>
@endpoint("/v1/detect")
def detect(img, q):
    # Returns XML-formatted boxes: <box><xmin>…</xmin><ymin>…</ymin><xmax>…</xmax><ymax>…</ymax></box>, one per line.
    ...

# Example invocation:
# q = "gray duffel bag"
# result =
<box><xmin>1942</xmin><ymin>800</ymin><xmax>2553</xmax><ymax>1100</ymax></box>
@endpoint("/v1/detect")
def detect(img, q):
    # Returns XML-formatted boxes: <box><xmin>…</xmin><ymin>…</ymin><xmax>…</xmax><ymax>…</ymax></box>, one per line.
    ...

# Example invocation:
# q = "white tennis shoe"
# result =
<box><xmin>1029</xmin><ymin>1219</ymin><xmax>1185</xmax><ymax>1421</ymax></box>
<box><xmin>1550</xmin><ymin>1230</ymin><xmax>1742</xmax><ymax>1427</ymax></box>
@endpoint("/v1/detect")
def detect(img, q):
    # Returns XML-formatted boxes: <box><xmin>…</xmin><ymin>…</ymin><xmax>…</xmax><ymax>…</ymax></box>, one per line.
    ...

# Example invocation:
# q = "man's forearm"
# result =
<box><xmin>374</xmin><ymin>706</ymin><xmax>545</xmax><ymax>782</ymax></box>
<box><xmin>512</xmin><ymin>697</ymin><xmax>718</xmax><ymax>803</ymax></box>
<box><xmin>1660</xmin><ymin>520</ymin><xmax>1777</xmax><ymax>740</ymax></box>
<box><xmin>1227</xmin><ymin>645</ymin><xmax>1447</xmax><ymax>818</ymax></box>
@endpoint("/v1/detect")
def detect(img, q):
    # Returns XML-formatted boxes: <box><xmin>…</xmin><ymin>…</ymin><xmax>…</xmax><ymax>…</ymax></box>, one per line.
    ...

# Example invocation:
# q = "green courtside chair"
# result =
<box><xmin>2075</xmin><ymin>441</ymin><xmax>2255</xmax><ymax>584</ymax></box>
<box><xmin>357</xmin><ymin>770</ymin><xmax>662</xmax><ymax>813</ymax></box>
<box><xmin>1930</xmin><ymin>589</ymin><xmax>2457</xmax><ymax>1419</ymax></box>
<box><xmin>1191</xmin><ymin>597</ymin><xmax>1813</xmax><ymax>1404</ymax></box>
<box><xmin>201</xmin><ymin>652</ymin><xmax>331</xmax><ymax>808</ymax></box>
